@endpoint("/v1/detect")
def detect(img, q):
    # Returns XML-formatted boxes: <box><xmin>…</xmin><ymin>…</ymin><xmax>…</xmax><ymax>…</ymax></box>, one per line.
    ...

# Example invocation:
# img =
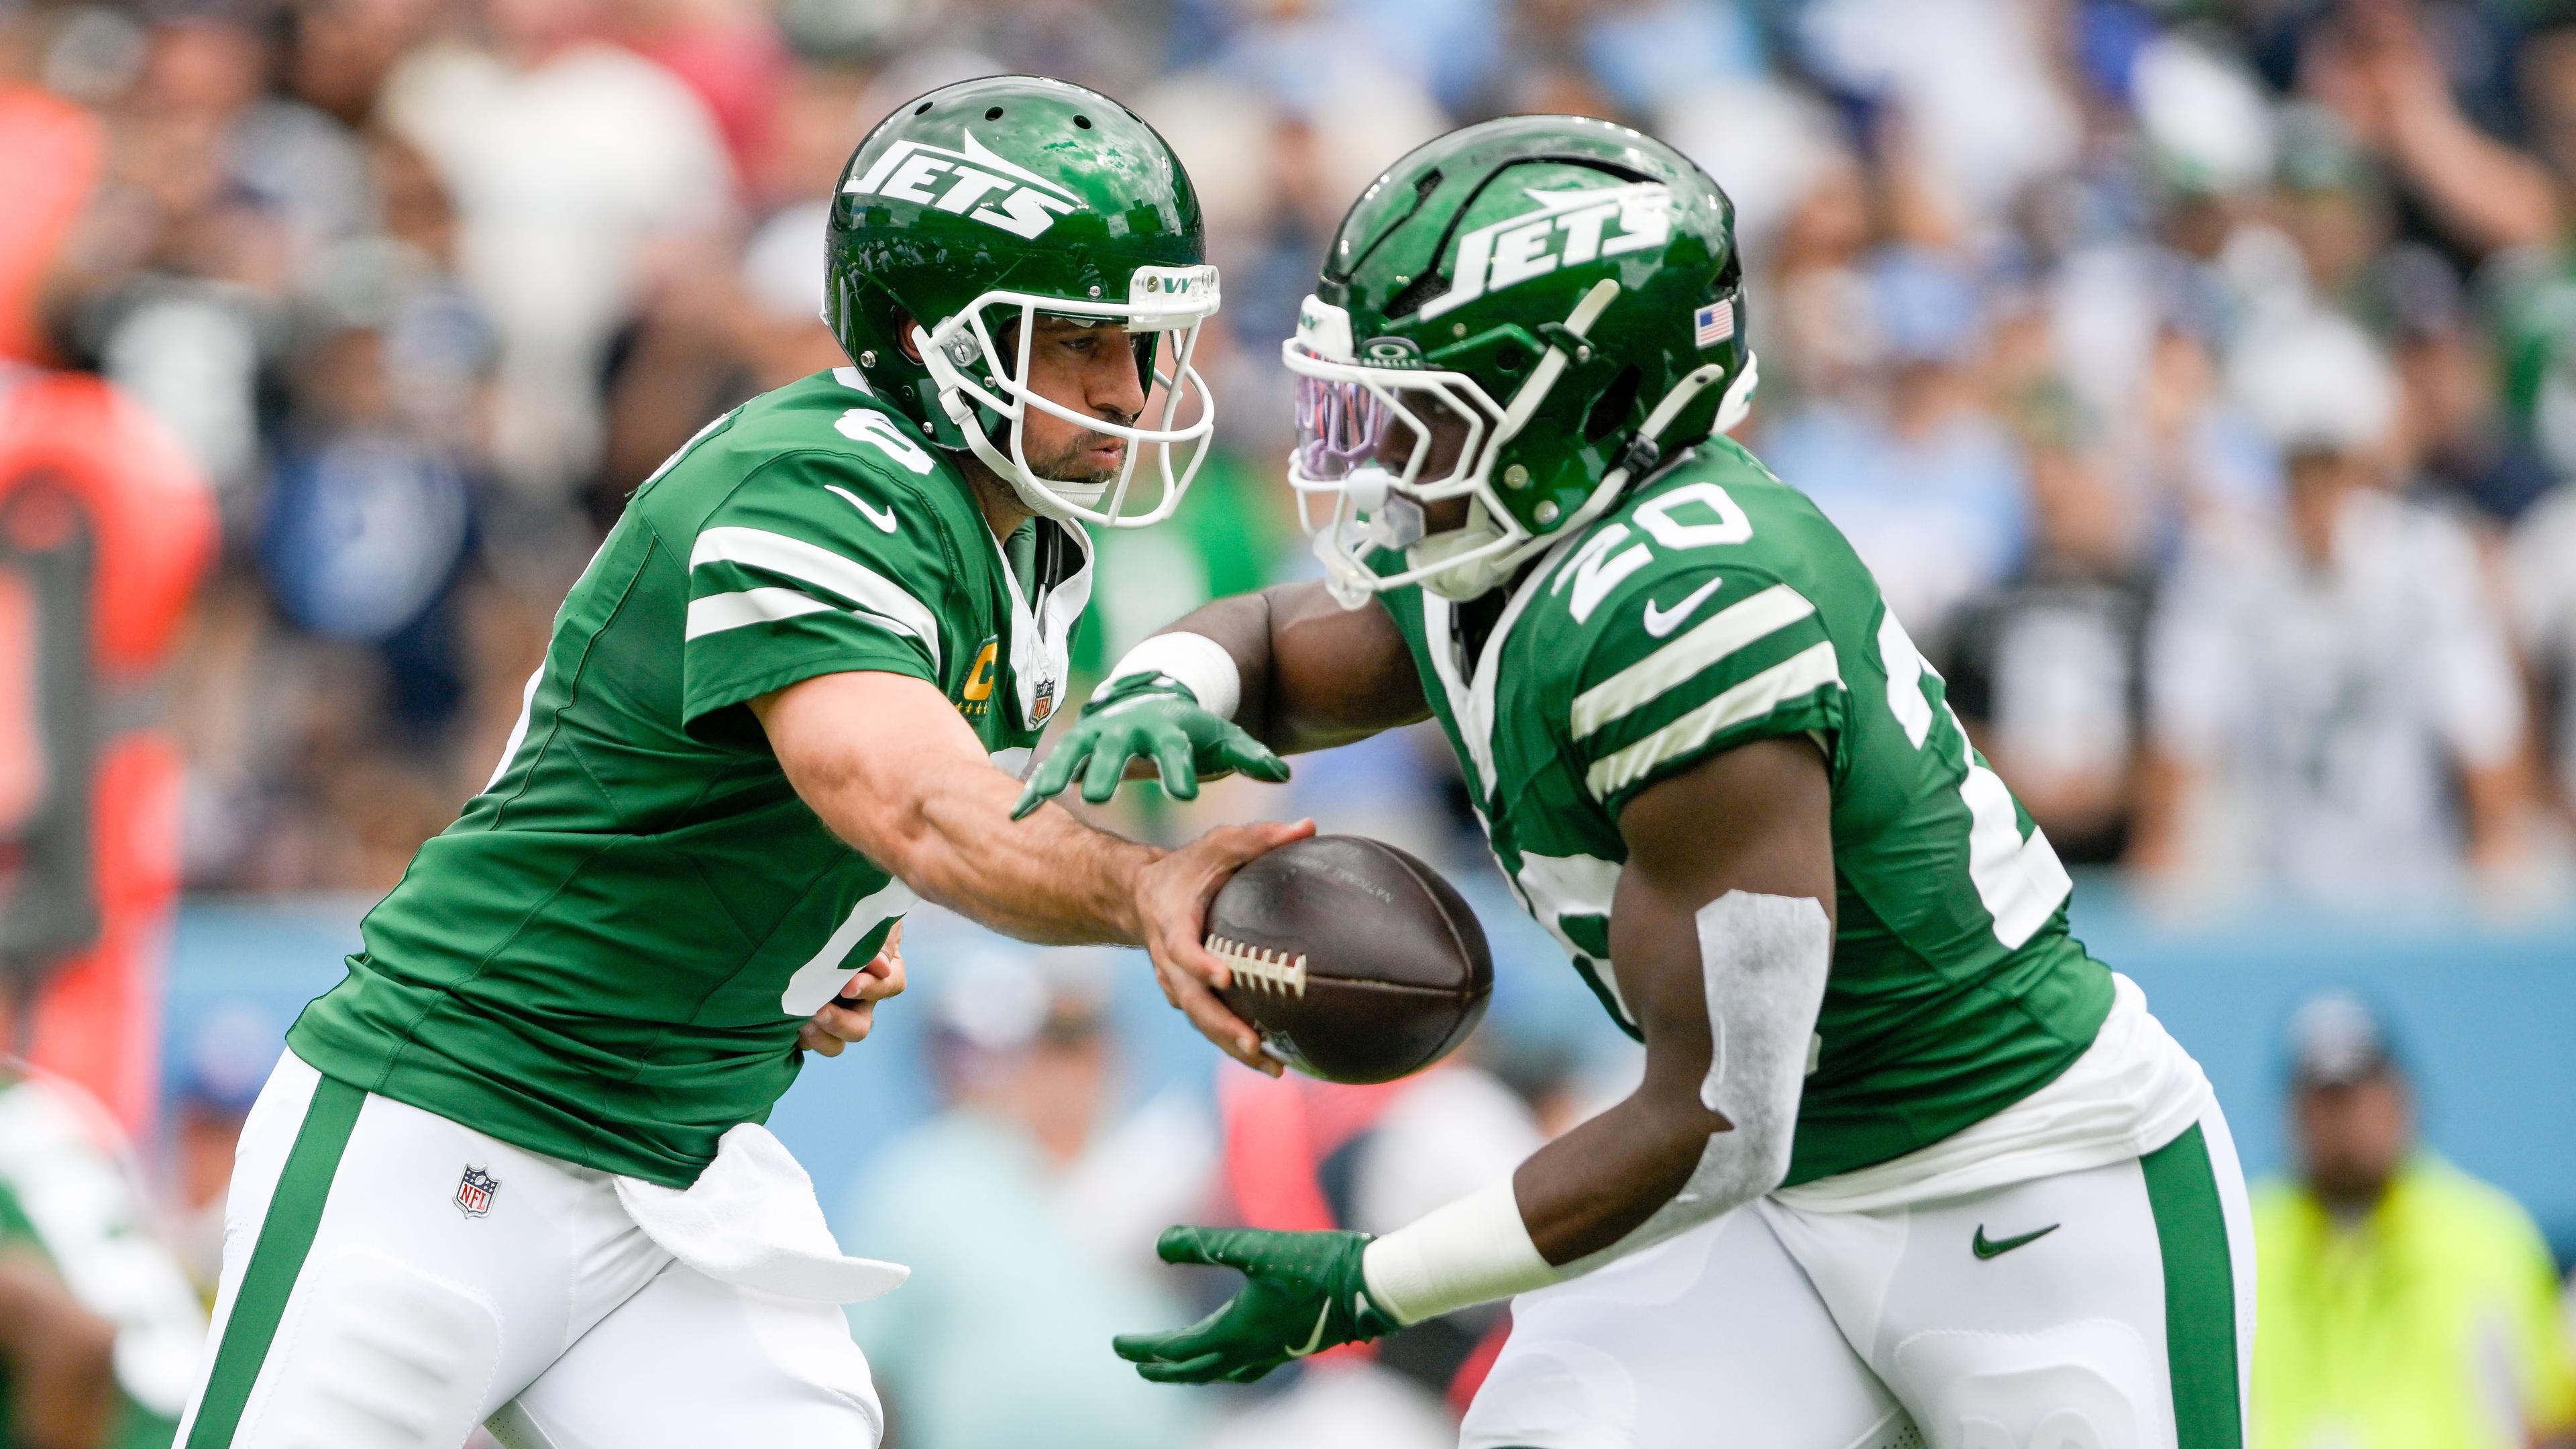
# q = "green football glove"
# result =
<box><xmin>1010</xmin><ymin>674</ymin><xmax>1289</xmax><ymax>820</ymax></box>
<box><xmin>1112</xmin><ymin>1226</ymin><xmax>1404</xmax><ymax>1384</ymax></box>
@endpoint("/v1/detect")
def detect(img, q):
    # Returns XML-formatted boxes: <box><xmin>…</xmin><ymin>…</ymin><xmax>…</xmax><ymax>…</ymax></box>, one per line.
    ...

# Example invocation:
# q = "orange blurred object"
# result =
<box><xmin>0</xmin><ymin>370</ymin><xmax>215</xmax><ymax>1131</ymax></box>
<box><xmin>0</xmin><ymin>86</ymin><xmax>106</xmax><ymax>365</ymax></box>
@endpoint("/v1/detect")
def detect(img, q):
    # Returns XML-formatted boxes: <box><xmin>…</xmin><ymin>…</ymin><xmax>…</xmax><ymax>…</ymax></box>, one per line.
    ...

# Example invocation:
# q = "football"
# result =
<box><xmin>1204</xmin><ymin>835</ymin><xmax>1494</xmax><ymax>1083</ymax></box>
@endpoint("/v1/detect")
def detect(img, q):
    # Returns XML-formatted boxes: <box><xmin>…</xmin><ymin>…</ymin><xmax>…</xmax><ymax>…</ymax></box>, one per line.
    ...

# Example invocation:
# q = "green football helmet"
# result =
<box><xmin>826</xmin><ymin>75</ymin><xmax>1218</xmax><ymax>527</ymax></box>
<box><xmin>1285</xmin><ymin>115</ymin><xmax>1757</xmax><ymax>602</ymax></box>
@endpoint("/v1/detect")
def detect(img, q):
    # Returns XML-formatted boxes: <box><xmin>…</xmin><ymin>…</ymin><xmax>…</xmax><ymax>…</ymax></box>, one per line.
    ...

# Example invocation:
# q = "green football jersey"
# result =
<box><xmin>1377</xmin><ymin>439</ymin><xmax>2112</xmax><ymax>1185</ymax></box>
<box><xmin>288</xmin><ymin>369</ymin><xmax>1091</xmax><ymax>1185</ymax></box>
<box><xmin>0</xmin><ymin>1073</ymin><xmax>201</xmax><ymax>1448</ymax></box>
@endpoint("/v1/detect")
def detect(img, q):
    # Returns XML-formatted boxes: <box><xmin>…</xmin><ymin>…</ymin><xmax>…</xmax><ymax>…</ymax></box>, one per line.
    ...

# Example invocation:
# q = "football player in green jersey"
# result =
<box><xmin>175</xmin><ymin>77</ymin><xmax>1301</xmax><ymax>1449</ymax></box>
<box><xmin>1028</xmin><ymin>117</ymin><xmax>2257</xmax><ymax>1448</ymax></box>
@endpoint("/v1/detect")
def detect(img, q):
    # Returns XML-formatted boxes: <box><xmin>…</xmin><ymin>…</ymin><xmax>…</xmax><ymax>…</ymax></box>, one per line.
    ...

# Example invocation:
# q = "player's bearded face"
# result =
<box><xmin>1013</xmin><ymin>316</ymin><xmax>1148</xmax><ymax>485</ymax></box>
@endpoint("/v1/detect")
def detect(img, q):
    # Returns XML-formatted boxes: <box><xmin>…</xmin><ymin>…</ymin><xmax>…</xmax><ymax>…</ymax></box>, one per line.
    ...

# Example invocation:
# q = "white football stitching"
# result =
<box><xmin>1204</xmin><ymin>935</ymin><xmax>1308</xmax><ymax>997</ymax></box>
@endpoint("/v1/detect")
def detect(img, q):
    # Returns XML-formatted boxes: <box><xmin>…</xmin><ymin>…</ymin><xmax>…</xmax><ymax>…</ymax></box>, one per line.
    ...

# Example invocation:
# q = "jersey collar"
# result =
<box><xmin>1417</xmin><ymin>523</ymin><xmax>1588</xmax><ymax>806</ymax></box>
<box><xmin>987</xmin><ymin>517</ymin><xmax>1093</xmax><ymax>732</ymax></box>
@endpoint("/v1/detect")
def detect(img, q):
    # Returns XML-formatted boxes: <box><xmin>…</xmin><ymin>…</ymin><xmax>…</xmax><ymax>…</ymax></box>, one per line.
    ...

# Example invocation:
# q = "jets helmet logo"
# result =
<box><xmin>1421</xmin><ymin>182</ymin><xmax>1672</xmax><ymax>321</ymax></box>
<box><xmin>453</xmin><ymin>1165</ymin><xmax>500</xmax><ymax>1218</ymax></box>
<box><xmin>843</xmin><ymin>131</ymin><xmax>1081</xmax><ymax>239</ymax></box>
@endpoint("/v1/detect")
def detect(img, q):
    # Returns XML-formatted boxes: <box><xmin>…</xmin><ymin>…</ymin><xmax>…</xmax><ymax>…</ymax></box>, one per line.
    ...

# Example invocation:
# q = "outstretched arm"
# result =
<box><xmin>1016</xmin><ymin>581</ymin><xmax>1428</xmax><ymax>814</ymax></box>
<box><xmin>1179</xmin><ymin>580</ymin><xmax>1431</xmax><ymax>755</ymax></box>
<box><xmin>755</xmin><ymin>670</ymin><xmax>1307</xmax><ymax>1074</ymax></box>
<box><xmin>1112</xmin><ymin>734</ymin><xmax>1835</xmax><ymax>1381</ymax></box>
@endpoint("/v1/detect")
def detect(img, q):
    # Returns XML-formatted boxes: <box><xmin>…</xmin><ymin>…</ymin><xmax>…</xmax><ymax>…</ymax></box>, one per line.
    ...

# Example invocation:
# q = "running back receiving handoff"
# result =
<box><xmin>1026</xmin><ymin>114</ymin><xmax>2254</xmax><ymax>1449</ymax></box>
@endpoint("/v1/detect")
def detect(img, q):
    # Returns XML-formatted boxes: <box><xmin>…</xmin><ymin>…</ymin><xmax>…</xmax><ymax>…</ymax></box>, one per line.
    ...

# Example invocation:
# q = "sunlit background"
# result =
<box><xmin>1</xmin><ymin>1</ymin><xmax>2573</xmax><ymax>1446</ymax></box>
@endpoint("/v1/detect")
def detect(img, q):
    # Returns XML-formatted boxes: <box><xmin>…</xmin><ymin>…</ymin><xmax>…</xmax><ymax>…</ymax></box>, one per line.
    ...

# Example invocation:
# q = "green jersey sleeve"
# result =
<box><xmin>1559</xmin><ymin>554</ymin><xmax>1845</xmax><ymax>816</ymax></box>
<box><xmin>678</xmin><ymin>449</ymin><xmax>963</xmax><ymax>732</ymax></box>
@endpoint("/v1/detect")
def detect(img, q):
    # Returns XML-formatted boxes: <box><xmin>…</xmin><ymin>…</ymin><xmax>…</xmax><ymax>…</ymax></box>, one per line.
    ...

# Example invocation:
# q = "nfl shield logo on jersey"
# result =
<box><xmin>453</xmin><ymin>1165</ymin><xmax>500</xmax><ymax>1218</ymax></box>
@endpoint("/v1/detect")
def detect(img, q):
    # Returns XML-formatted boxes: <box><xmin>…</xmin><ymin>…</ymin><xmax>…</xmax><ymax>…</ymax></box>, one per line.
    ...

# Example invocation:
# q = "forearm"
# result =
<box><xmin>1109</xmin><ymin>583</ymin><xmax>1425</xmax><ymax>754</ymax></box>
<box><xmin>1363</xmin><ymin>889</ymin><xmax>1827</xmax><ymax>1324</ymax></box>
<box><xmin>1515</xmin><ymin>1089</ymin><xmax>1740</xmax><ymax>1263</ymax></box>
<box><xmin>1120</xmin><ymin>591</ymin><xmax>1275</xmax><ymax>735</ymax></box>
<box><xmin>1360</xmin><ymin>1094</ymin><xmax>1780</xmax><ymax>1329</ymax></box>
<box><xmin>2459</xmin><ymin>758</ymin><xmax>2529</xmax><ymax>869</ymax></box>
<box><xmin>759</xmin><ymin>673</ymin><xmax>1159</xmax><ymax>945</ymax></box>
<box><xmin>1503</xmin><ymin>890</ymin><xmax>1820</xmax><ymax>1268</ymax></box>
<box><xmin>847</xmin><ymin>759</ymin><xmax>1157</xmax><ymax>945</ymax></box>
<box><xmin>2387</xmin><ymin>103</ymin><xmax>2559</xmax><ymax>255</ymax></box>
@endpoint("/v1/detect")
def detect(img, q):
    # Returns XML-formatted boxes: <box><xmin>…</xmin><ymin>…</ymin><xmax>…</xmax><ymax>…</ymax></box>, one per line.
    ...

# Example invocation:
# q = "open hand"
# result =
<box><xmin>1112</xmin><ymin>1226</ymin><xmax>1400</xmax><ymax>1383</ymax></box>
<box><xmin>1012</xmin><ymin>677</ymin><xmax>1289</xmax><ymax>820</ymax></box>
<box><xmin>1133</xmin><ymin>817</ymin><xmax>1314</xmax><ymax>1075</ymax></box>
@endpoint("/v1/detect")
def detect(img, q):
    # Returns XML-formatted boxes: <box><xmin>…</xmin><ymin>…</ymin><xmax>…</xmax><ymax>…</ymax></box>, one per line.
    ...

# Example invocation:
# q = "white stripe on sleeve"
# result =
<box><xmin>1584</xmin><ymin>640</ymin><xmax>1841</xmax><ymax>800</ymax></box>
<box><xmin>689</xmin><ymin>526</ymin><xmax>942</xmax><ymax>670</ymax></box>
<box><xmin>684</xmin><ymin>587</ymin><xmax>840</xmax><ymax>640</ymax></box>
<box><xmin>1570</xmin><ymin>583</ymin><xmax>1817</xmax><ymax>739</ymax></box>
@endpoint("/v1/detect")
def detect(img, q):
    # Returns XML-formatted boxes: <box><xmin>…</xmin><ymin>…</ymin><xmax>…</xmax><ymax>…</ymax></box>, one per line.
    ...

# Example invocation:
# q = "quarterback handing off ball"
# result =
<box><xmin>1203</xmin><ymin>835</ymin><xmax>1492</xmax><ymax>1082</ymax></box>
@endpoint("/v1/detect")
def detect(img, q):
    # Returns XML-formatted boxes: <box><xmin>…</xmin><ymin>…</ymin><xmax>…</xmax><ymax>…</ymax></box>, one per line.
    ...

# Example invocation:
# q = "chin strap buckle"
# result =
<box><xmin>1534</xmin><ymin>321</ymin><xmax>1593</xmax><ymax>364</ymax></box>
<box><xmin>1616</xmin><ymin>435</ymin><xmax>1662</xmax><ymax>478</ymax></box>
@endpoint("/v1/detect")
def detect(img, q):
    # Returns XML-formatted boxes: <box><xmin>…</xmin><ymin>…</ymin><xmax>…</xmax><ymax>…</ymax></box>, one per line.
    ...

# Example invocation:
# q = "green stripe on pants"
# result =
<box><xmin>2141</xmin><ymin>1123</ymin><xmax>2243</xmax><ymax>1449</ymax></box>
<box><xmin>185</xmin><ymin>1075</ymin><xmax>365</xmax><ymax>1448</ymax></box>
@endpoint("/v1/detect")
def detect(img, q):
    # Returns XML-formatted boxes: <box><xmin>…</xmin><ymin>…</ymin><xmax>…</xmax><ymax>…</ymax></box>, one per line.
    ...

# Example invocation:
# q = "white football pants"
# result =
<box><xmin>172</xmin><ymin>1052</ymin><xmax>883</xmax><ymax>1448</ymax></box>
<box><xmin>1462</xmin><ymin>1104</ymin><xmax>2253</xmax><ymax>1449</ymax></box>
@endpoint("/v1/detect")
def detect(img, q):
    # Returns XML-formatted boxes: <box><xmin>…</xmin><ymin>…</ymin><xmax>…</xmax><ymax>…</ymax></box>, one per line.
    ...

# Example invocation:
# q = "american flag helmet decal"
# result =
<box><xmin>1693</xmin><ymin>301</ymin><xmax>1735</xmax><ymax>349</ymax></box>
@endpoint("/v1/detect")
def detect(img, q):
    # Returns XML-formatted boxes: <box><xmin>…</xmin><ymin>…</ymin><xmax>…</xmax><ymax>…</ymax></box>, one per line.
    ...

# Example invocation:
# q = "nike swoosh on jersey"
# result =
<box><xmin>1284</xmin><ymin>1301</ymin><xmax>1334</xmax><ymax>1358</ymax></box>
<box><xmin>826</xmin><ymin>484</ymin><xmax>899</xmax><ymax>533</ymax></box>
<box><xmin>1642</xmin><ymin>578</ymin><xmax>1726</xmax><ymax>637</ymax></box>
<box><xmin>1971</xmin><ymin>1222</ymin><xmax>2059</xmax><ymax>1259</ymax></box>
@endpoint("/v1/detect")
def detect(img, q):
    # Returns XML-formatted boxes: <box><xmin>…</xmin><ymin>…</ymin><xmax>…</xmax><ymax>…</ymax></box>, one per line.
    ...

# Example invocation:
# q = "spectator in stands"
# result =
<box><xmin>11</xmin><ymin>0</ymin><xmax>2576</xmax><ymax>916</ymax></box>
<box><xmin>379</xmin><ymin>0</ymin><xmax>733</xmax><ymax>511</ymax></box>
<box><xmin>1946</xmin><ymin>428</ymin><xmax>2155</xmax><ymax>866</ymax></box>
<box><xmin>2510</xmin><ymin>481</ymin><xmax>2576</xmax><ymax>823</ymax></box>
<box><xmin>843</xmin><ymin>953</ymin><xmax>1212</xmax><ymax>1449</ymax></box>
<box><xmin>2252</xmin><ymin>991</ymin><xmax>2576</xmax><ymax>1449</ymax></box>
<box><xmin>2301</xmin><ymin>0</ymin><xmax>2559</xmax><ymax>262</ymax></box>
<box><xmin>1759</xmin><ymin>246</ymin><xmax>2029</xmax><ymax>666</ymax></box>
<box><xmin>2138</xmin><ymin>312</ymin><xmax>2530</xmax><ymax>903</ymax></box>
<box><xmin>2365</xmin><ymin>245</ymin><xmax>2556</xmax><ymax>525</ymax></box>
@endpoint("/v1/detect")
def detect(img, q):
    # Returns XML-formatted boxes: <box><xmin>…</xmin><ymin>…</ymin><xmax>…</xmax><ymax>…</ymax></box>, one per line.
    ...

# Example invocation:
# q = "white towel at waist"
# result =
<box><xmin>614</xmin><ymin>1122</ymin><xmax>908</xmax><ymax>1304</ymax></box>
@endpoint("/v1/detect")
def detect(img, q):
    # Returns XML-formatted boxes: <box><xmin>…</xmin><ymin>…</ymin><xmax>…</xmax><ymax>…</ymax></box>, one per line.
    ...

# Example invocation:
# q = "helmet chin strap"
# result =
<box><xmin>1410</xmin><ymin>500</ymin><xmax>1515</xmax><ymax>602</ymax></box>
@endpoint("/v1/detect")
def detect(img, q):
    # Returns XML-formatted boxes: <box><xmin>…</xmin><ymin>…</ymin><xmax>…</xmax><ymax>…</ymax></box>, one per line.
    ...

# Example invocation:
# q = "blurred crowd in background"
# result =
<box><xmin>6</xmin><ymin>0</ymin><xmax>2576</xmax><ymax>1446</ymax></box>
<box><xmin>3</xmin><ymin>0</ymin><xmax>2576</xmax><ymax>911</ymax></box>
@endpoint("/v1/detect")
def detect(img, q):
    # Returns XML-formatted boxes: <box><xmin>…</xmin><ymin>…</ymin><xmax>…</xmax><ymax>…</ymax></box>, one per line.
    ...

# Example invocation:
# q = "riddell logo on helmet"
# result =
<box><xmin>1420</xmin><ymin>182</ymin><xmax>1672</xmax><ymax>321</ymax></box>
<box><xmin>843</xmin><ymin>132</ymin><xmax>1082</xmax><ymax>239</ymax></box>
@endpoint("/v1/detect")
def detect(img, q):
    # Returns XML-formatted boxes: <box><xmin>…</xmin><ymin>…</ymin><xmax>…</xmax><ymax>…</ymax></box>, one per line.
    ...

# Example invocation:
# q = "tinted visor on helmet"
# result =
<box><xmin>1289</xmin><ymin>374</ymin><xmax>1482</xmax><ymax>488</ymax></box>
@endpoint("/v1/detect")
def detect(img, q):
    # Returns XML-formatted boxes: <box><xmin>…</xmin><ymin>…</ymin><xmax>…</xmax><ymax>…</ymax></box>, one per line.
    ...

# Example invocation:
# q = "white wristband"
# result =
<box><xmin>1360</xmin><ymin>1179</ymin><xmax>1561</xmax><ymax>1326</ymax></box>
<box><xmin>1093</xmin><ymin>631</ymin><xmax>1242</xmax><ymax>720</ymax></box>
